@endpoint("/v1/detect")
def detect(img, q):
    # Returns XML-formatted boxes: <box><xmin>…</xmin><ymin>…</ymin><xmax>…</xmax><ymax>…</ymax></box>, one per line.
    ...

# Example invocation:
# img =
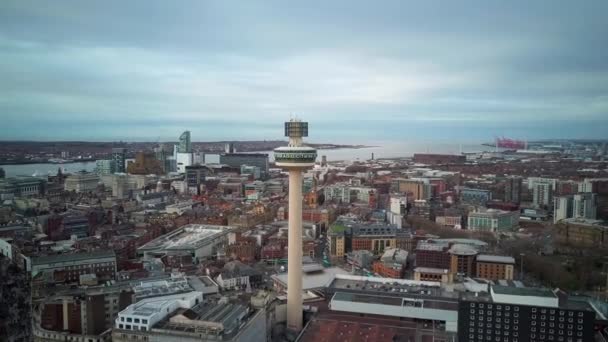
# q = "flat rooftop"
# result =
<box><xmin>332</xmin><ymin>292</ymin><xmax>459</xmax><ymax>311</ymax></box>
<box><xmin>133</xmin><ymin>277</ymin><xmax>193</xmax><ymax>299</ymax></box>
<box><xmin>31</xmin><ymin>250</ymin><xmax>116</xmax><ymax>266</ymax></box>
<box><xmin>121</xmin><ymin>291</ymin><xmax>202</xmax><ymax>318</ymax></box>
<box><xmin>329</xmin><ymin>275</ymin><xmax>458</xmax><ymax>301</ymax></box>
<box><xmin>139</xmin><ymin>224</ymin><xmax>233</xmax><ymax>251</ymax></box>
<box><xmin>477</xmin><ymin>254</ymin><xmax>516</xmax><ymax>264</ymax></box>
<box><xmin>492</xmin><ymin>285</ymin><xmax>556</xmax><ymax>298</ymax></box>
<box><xmin>272</xmin><ymin>267</ymin><xmax>350</xmax><ymax>290</ymax></box>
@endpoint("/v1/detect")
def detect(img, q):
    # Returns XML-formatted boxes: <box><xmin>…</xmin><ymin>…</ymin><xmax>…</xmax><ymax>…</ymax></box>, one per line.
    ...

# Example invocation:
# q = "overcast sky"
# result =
<box><xmin>1</xmin><ymin>1</ymin><xmax>607</xmax><ymax>142</ymax></box>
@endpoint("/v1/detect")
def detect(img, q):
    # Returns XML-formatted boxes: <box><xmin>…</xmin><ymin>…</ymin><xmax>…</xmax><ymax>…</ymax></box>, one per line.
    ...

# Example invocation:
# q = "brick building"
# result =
<box><xmin>475</xmin><ymin>254</ymin><xmax>515</xmax><ymax>280</ymax></box>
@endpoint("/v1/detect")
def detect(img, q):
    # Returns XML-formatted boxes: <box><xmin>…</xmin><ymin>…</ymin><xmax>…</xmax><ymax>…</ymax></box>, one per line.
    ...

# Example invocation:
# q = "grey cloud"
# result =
<box><xmin>0</xmin><ymin>0</ymin><xmax>607</xmax><ymax>140</ymax></box>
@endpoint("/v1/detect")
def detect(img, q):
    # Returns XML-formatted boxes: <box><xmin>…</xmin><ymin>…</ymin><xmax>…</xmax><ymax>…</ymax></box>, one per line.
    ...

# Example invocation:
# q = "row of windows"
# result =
<box><xmin>119</xmin><ymin>333</ymin><xmax>149</xmax><ymax>341</ymax></box>
<box><xmin>120</xmin><ymin>316</ymin><xmax>148</xmax><ymax>324</ymax></box>
<box><xmin>531</xmin><ymin>318</ymin><xmax>583</xmax><ymax>324</ymax></box>
<box><xmin>470</xmin><ymin>319</ymin><xmax>518</xmax><ymax>326</ymax></box>
<box><xmin>468</xmin><ymin>335</ymin><xmax>583</xmax><ymax>342</ymax></box>
<box><xmin>469</xmin><ymin>328</ymin><xmax>519</xmax><ymax>336</ymax></box>
<box><xmin>532</xmin><ymin>308</ymin><xmax>584</xmax><ymax>317</ymax></box>
<box><xmin>470</xmin><ymin>303</ymin><xmax>517</xmax><ymax>311</ymax></box>
<box><xmin>531</xmin><ymin>328</ymin><xmax>584</xmax><ymax>336</ymax></box>
<box><xmin>470</xmin><ymin>310</ymin><xmax>519</xmax><ymax>318</ymax></box>
<box><xmin>118</xmin><ymin>324</ymin><xmax>148</xmax><ymax>331</ymax></box>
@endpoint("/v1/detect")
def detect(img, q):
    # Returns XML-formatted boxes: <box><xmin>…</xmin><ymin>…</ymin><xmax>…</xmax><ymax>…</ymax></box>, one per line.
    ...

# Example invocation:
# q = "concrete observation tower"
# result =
<box><xmin>274</xmin><ymin>119</ymin><xmax>317</xmax><ymax>332</ymax></box>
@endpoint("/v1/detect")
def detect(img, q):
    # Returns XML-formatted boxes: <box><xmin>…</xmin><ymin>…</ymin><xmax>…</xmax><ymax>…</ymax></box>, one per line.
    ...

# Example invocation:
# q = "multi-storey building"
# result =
<box><xmin>533</xmin><ymin>182</ymin><xmax>554</xmax><ymax>208</ymax></box>
<box><xmin>390</xmin><ymin>178</ymin><xmax>431</xmax><ymax>200</ymax></box>
<box><xmin>220</xmin><ymin>153</ymin><xmax>269</xmax><ymax>178</ymax></box>
<box><xmin>0</xmin><ymin>176</ymin><xmax>46</xmax><ymax>200</ymax></box>
<box><xmin>34</xmin><ymin>284</ymin><xmax>133</xmax><ymax>342</ymax></box>
<box><xmin>372</xmin><ymin>248</ymin><xmax>408</xmax><ymax>278</ymax></box>
<box><xmin>126</xmin><ymin>151</ymin><xmax>164</xmax><ymax>175</ymax></box>
<box><xmin>554</xmin><ymin>196</ymin><xmax>575</xmax><ymax>224</ymax></box>
<box><xmin>351</xmin><ymin>223</ymin><xmax>399</xmax><ymax>254</ymax></box>
<box><xmin>185</xmin><ymin>164</ymin><xmax>209</xmax><ymax>195</ymax></box>
<box><xmin>459</xmin><ymin>286</ymin><xmax>595</xmax><ymax>342</ymax></box>
<box><xmin>415</xmin><ymin>240</ymin><xmax>451</xmax><ymax>269</ymax></box>
<box><xmin>112</xmin><ymin>292</ymin><xmax>266</xmax><ymax>342</ymax></box>
<box><xmin>504</xmin><ymin>176</ymin><xmax>523</xmax><ymax>204</ymax></box>
<box><xmin>31</xmin><ymin>250</ymin><xmax>117</xmax><ymax>283</ymax></box>
<box><xmin>95</xmin><ymin>159</ymin><xmax>115</xmax><ymax>175</ymax></box>
<box><xmin>573</xmin><ymin>193</ymin><xmax>597</xmax><ymax>220</ymax></box>
<box><xmin>475</xmin><ymin>254</ymin><xmax>515</xmax><ymax>280</ymax></box>
<box><xmin>448</xmin><ymin>243</ymin><xmax>478</xmax><ymax>277</ymax></box>
<box><xmin>323</xmin><ymin>184</ymin><xmax>375</xmax><ymax>204</ymax></box>
<box><xmin>556</xmin><ymin>218</ymin><xmax>608</xmax><ymax>247</ymax></box>
<box><xmin>468</xmin><ymin>209</ymin><xmax>519</xmax><ymax>232</ymax></box>
<box><xmin>64</xmin><ymin>172</ymin><xmax>100</xmax><ymax>193</ymax></box>
<box><xmin>111</xmin><ymin>148</ymin><xmax>127</xmax><ymax>173</ymax></box>
<box><xmin>461</xmin><ymin>188</ymin><xmax>493</xmax><ymax>206</ymax></box>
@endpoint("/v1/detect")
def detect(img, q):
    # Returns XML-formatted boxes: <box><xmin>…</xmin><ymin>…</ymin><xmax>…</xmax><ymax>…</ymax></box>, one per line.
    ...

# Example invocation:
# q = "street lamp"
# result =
<box><xmin>520</xmin><ymin>253</ymin><xmax>525</xmax><ymax>281</ymax></box>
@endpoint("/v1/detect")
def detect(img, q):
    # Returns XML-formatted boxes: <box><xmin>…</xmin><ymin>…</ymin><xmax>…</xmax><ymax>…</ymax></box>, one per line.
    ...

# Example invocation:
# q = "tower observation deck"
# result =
<box><xmin>274</xmin><ymin>120</ymin><xmax>317</xmax><ymax>168</ymax></box>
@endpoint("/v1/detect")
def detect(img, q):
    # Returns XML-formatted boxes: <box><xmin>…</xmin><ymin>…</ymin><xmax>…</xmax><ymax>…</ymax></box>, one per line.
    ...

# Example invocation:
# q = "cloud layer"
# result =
<box><xmin>1</xmin><ymin>0</ymin><xmax>607</xmax><ymax>141</ymax></box>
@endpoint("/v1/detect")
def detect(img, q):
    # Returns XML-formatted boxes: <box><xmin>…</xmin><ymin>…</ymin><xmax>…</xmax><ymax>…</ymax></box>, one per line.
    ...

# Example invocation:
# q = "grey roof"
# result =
<box><xmin>32</xmin><ymin>250</ymin><xmax>116</xmax><ymax>265</ymax></box>
<box><xmin>477</xmin><ymin>254</ymin><xmax>515</xmax><ymax>264</ymax></box>
<box><xmin>492</xmin><ymin>285</ymin><xmax>556</xmax><ymax>298</ymax></box>
<box><xmin>221</xmin><ymin>261</ymin><xmax>260</xmax><ymax>278</ymax></box>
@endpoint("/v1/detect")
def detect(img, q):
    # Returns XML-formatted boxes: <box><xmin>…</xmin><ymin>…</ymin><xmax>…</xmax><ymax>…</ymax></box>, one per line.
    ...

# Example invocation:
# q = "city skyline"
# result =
<box><xmin>1</xmin><ymin>0</ymin><xmax>607</xmax><ymax>141</ymax></box>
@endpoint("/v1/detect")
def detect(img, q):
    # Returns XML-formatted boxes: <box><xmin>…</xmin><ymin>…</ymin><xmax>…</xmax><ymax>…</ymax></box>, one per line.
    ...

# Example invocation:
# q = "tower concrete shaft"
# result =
<box><xmin>274</xmin><ymin>119</ymin><xmax>317</xmax><ymax>334</ymax></box>
<box><xmin>287</xmin><ymin>169</ymin><xmax>303</xmax><ymax>331</ymax></box>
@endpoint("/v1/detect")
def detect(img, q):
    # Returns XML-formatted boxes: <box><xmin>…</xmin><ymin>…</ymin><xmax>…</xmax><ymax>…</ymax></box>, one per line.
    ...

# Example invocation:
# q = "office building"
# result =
<box><xmin>34</xmin><ymin>284</ymin><xmax>133</xmax><ymax>342</ymax></box>
<box><xmin>95</xmin><ymin>159</ymin><xmax>115</xmax><ymax>175</ymax></box>
<box><xmin>461</xmin><ymin>188</ymin><xmax>493</xmax><ymax>206</ymax></box>
<box><xmin>346</xmin><ymin>250</ymin><xmax>374</xmax><ymax>270</ymax></box>
<box><xmin>468</xmin><ymin>209</ymin><xmax>519</xmax><ymax>232</ymax></box>
<box><xmin>64</xmin><ymin>172</ymin><xmax>100</xmax><ymax>193</ymax></box>
<box><xmin>504</xmin><ymin>176</ymin><xmax>523</xmax><ymax>204</ymax></box>
<box><xmin>225</xmin><ymin>142</ymin><xmax>235</xmax><ymax>153</ymax></box>
<box><xmin>240</xmin><ymin>164</ymin><xmax>261</xmax><ymax>180</ymax></box>
<box><xmin>351</xmin><ymin>223</ymin><xmax>400</xmax><ymax>254</ymax></box>
<box><xmin>415</xmin><ymin>240</ymin><xmax>451</xmax><ymax>269</ymax></box>
<box><xmin>528</xmin><ymin>177</ymin><xmax>557</xmax><ymax>191</ymax></box>
<box><xmin>372</xmin><ymin>248</ymin><xmax>408</xmax><ymax>278</ymax></box>
<box><xmin>112</xmin><ymin>148</ymin><xmax>127</xmax><ymax>173</ymax></box>
<box><xmin>185</xmin><ymin>164</ymin><xmax>209</xmax><ymax>195</ymax></box>
<box><xmin>391</xmin><ymin>178</ymin><xmax>431</xmax><ymax>200</ymax></box>
<box><xmin>533</xmin><ymin>182</ymin><xmax>554</xmax><ymax>208</ymax></box>
<box><xmin>554</xmin><ymin>196</ymin><xmax>575</xmax><ymax>223</ymax></box>
<box><xmin>177</xmin><ymin>131</ymin><xmax>192</xmax><ymax>153</ymax></box>
<box><xmin>475</xmin><ymin>254</ymin><xmax>515</xmax><ymax>280</ymax></box>
<box><xmin>448</xmin><ymin>243</ymin><xmax>478</xmax><ymax>277</ymax></box>
<box><xmin>31</xmin><ymin>250</ymin><xmax>117</xmax><ymax>283</ymax></box>
<box><xmin>556</xmin><ymin>218</ymin><xmax>608</xmax><ymax>247</ymax></box>
<box><xmin>414</xmin><ymin>267</ymin><xmax>453</xmax><ymax>283</ymax></box>
<box><xmin>273</xmin><ymin>118</ymin><xmax>317</xmax><ymax>333</ymax></box>
<box><xmin>220</xmin><ymin>153</ymin><xmax>269</xmax><ymax>177</ymax></box>
<box><xmin>323</xmin><ymin>184</ymin><xmax>375</xmax><ymax>204</ymax></box>
<box><xmin>126</xmin><ymin>151</ymin><xmax>163</xmax><ymax>175</ymax></box>
<box><xmin>138</xmin><ymin>224</ymin><xmax>233</xmax><ymax>262</ymax></box>
<box><xmin>458</xmin><ymin>286</ymin><xmax>595</xmax><ymax>342</ymax></box>
<box><xmin>573</xmin><ymin>193</ymin><xmax>597</xmax><ymax>220</ymax></box>
<box><xmin>0</xmin><ymin>176</ymin><xmax>46</xmax><ymax>200</ymax></box>
<box><xmin>113</xmin><ymin>291</ymin><xmax>266</xmax><ymax>342</ymax></box>
<box><xmin>175</xmin><ymin>131</ymin><xmax>194</xmax><ymax>173</ymax></box>
<box><xmin>176</xmin><ymin>151</ymin><xmax>193</xmax><ymax>174</ymax></box>
<box><xmin>154</xmin><ymin>144</ymin><xmax>169</xmax><ymax>173</ymax></box>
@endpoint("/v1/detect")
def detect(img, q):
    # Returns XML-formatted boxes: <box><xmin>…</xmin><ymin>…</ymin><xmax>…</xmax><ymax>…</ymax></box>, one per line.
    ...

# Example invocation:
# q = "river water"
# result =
<box><xmin>2</xmin><ymin>142</ymin><xmax>492</xmax><ymax>177</ymax></box>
